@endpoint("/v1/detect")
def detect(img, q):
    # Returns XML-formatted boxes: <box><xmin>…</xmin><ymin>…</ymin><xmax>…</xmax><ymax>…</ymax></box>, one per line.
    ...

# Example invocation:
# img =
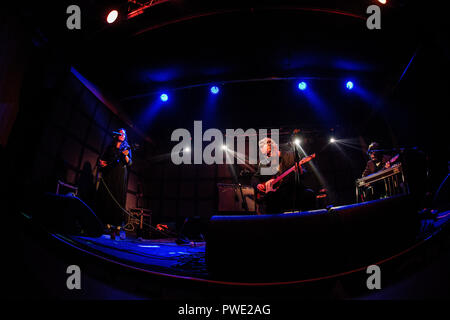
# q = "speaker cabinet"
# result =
<box><xmin>206</xmin><ymin>195</ymin><xmax>419</xmax><ymax>281</ymax></box>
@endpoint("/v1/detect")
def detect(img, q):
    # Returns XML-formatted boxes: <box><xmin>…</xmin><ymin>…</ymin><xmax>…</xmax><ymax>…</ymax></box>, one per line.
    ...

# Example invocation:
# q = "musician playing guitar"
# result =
<box><xmin>251</xmin><ymin>137</ymin><xmax>316</xmax><ymax>214</ymax></box>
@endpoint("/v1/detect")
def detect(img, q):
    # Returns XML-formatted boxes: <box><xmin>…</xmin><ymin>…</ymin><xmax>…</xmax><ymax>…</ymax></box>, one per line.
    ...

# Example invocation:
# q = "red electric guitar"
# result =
<box><xmin>257</xmin><ymin>153</ymin><xmax>316</xmax><ymax>199</ymax></box>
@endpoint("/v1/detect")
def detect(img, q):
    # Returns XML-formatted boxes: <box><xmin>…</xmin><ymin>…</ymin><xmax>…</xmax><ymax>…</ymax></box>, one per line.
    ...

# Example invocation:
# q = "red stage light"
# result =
<box><xmin>107</xmin><ymin>10</ymin><xmax>119</xmax><ymax>24</ymax></box>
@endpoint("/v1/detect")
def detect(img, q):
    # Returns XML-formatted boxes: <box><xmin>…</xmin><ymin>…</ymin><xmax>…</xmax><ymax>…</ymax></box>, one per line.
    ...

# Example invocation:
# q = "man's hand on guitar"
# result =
<box><xmin>256</xmin><ymin>153</ymin><xmax>315</xmax><ymax>196</ymax></box>
<box><xmin>257</xmin><ymin>183</ymin><xmax>266</xmax><ymax>193</ymax></box>
<box><xmin>264</xmin><ymin>179</ymin><xmax>276</xmax><ymax>193</ymax></box>
<box><xmin>257</xmin><ymin>179</ymin><xmax>275</xmax><ymax>194</ymax></box>
<box><xmin>386</xmin><ymin>154</ymin><xmax>399</xmax><ymax>168</ymax></box>
<box><xmin>122</xmin><ymin>149</ymin><xmax>129</xmax><ymax>156</ymax></box>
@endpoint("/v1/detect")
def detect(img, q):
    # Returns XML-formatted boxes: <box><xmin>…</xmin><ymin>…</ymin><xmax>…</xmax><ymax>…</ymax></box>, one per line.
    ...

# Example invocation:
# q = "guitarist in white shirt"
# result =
<box><xmin>251</xmin><ymin>137</ymin><xmax>315</xmax><ymax>214</ymax></box>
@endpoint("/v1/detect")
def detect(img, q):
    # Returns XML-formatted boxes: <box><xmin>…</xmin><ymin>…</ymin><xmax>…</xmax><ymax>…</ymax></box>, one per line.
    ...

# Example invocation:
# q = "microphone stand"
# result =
<box><xmin>292</xmin><ymin>143</ymin><xmax>301</xmax><ymax>212</ymax></box>
<box><xmin>233</xmin><ymin>166</ymin><xmax>249</xmax><ymax>213</ymax></box>
<box><xmin>237</xmin><ymin>183</ymin><xmax>249</xmax><ymax>213</ymax></box>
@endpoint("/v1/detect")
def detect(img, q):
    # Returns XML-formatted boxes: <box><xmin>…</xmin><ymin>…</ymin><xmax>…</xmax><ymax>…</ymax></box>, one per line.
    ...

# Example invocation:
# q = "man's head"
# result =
<box><xmin>367</xmin><ymin>142</ymin><xmax>381</xmax><ymax>161</ymax></box>
<box><xmin>259</xmin><ymin>137</ymin><xmax>279</xmax><ymax>157</ymax></box>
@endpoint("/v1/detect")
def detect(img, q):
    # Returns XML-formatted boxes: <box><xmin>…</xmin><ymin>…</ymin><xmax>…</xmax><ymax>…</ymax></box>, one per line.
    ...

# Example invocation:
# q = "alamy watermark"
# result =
<box><xmin>171</xmin><ymin>121</ymin><xmax>279</xmax><ymax>175</ymax></box>
<box><xmin>66</xmin><ymin>5</ymin><xmax>81</xmax><ymax>30</ymax></box>
<box><xmin>366</xmin><ymin>264</ymin><xmax>381</xmax><ymax>290</ymax></box>
<box><xmin>66</xmin><ymin>265</ymin><xmax>81</xmax><ymax>290</ymax></box>
<box><xmin>367</xmin><ymin>5</ymin><xmax>382</xmax><ymax>30</ymax></box>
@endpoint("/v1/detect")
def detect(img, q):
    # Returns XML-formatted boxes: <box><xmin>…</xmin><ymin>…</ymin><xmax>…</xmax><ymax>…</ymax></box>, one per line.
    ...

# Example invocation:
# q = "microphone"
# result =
<box><xmin>112</xmin><ymin>131</ymin><xmax>121</xmax><ymax>135</ymax></box>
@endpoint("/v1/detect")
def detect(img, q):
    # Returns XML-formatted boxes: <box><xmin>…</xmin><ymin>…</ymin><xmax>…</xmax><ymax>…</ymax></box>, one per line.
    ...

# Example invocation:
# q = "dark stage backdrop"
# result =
<box><xmin>5</xmin><ymin>63</ymin><xmax>243</xmax><ymax>227</ymax></box>
<box><xmin>6</xmin><ymin>9</ymin><xmax>448</xmax><ymax>228</ymax></box>
<box><xmin>5</xmin><ymin>65</ymin><xmax>370</xmax><ymax>227</ymax></box>
<box><xmin>0</xmin><ymin>10</ymin><xmax>30</xmax><ymax>147</ymax></box>
<box><xmin>6</xmin><ymin>64</ymin><xmax>446</xmax><ymax>229</ymax></box>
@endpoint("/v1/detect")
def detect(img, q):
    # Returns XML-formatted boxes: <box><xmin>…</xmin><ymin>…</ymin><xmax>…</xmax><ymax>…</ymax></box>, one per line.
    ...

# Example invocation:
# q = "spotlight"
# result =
<box><xmin>378</xmin><ymin>0</ymin><xmax>387</xmax><ymax>4</ymax></box>
<box><xmin>184</xmin><ymin>147</ymin><xmax>191</xmax><ymax>153</ymax></box>
<box><xmin>346</xmin><ymin>81</ymin><xmax>354</xmax><ymax>90</ymax></box>
<box><xmin>330</xmin><ymin>137</ymin><xmax>336</xmax><ymax>143</ymax></box>
<box><xmin>294</xmin><ymin>138</ymin><xmax>301</xmax><ymax>146</ymax></box>
<box><xmin>160</xmin><ymin>93</ymin><xmax>169</xmax><ymax>102</ymax></box>
<box><xmin>210</xmin><ymin>86</ymin><xmax>220</xmax><ymax>94</ymax></box>
<box><xmin>298</xmin><ymin>82</ymin><xmax>307</xmax><ymax>91</ymax></box>
<box><xmin>106</xmin><ymin>10</ymin><xmax>119</xmax><ymax>24</ymax></box>
<box><xmin>221</xmin><ymin>145</ymin><xmax>228</xmax><ymax>151</ymax></box>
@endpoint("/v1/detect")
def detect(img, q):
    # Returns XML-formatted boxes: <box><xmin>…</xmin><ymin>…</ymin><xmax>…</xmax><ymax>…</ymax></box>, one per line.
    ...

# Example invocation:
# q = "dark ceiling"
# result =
<box><xmin>71</xmin><ymin>0</ymin><xmax>419</xmax><ymax>98</ymax></box>
<box><xmin>12</xmin><ymin>0</ymin><xmax>449</xmax><ymax>144</ymax></box>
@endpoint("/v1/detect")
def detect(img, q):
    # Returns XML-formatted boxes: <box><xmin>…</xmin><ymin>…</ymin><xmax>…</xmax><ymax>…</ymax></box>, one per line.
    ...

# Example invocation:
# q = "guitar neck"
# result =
<box><xmin>272</xmin><ymin>154</ymin><xmax>316</xmax><ymax>184</ymax></box>
<box><xmin>274</xmin><ymin>166</ymin><xmax>296</xmax><ymax>184</ymax></box>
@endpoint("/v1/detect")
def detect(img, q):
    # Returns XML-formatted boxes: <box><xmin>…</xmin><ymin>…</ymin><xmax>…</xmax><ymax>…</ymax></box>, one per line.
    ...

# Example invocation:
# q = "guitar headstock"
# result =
<box><xmin>299</xmin><ymin>153</ymin><xmax>316</xmax><ymax>165</ymax></box>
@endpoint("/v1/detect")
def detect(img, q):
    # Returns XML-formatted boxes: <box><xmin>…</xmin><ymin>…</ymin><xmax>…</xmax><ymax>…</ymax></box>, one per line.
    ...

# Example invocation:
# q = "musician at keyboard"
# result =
<box><xmin>251</xmin><ymin>137</ymin><xmax>315</xmax><ymax>214</ymax></box>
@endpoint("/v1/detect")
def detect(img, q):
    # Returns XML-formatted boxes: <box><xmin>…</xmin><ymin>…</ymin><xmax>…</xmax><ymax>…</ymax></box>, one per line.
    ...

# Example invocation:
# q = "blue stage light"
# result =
<box><xmin>346</xmin><ymin>81</ymin><xmax>354</xmax><ymax>90</ymax></box>
<box><xmin>160</xmin><ymin>93</ymin><xmax>168</xmax><ymax>102</ymax></box>
<box><xmin>298</xmin><ymin>81</ymin><xmax>307</xmax><ymax>91</ymax></box>
<box><xmin>210</xmin><ymin>86</ymin><xmax>220</xmax><ymax>94</ymax></box>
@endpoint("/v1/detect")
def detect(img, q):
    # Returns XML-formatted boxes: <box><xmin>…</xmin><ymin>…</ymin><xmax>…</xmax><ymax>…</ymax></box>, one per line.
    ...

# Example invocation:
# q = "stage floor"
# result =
<box><xmin>65</xmin><ymin>235</ymin><xmax>209</xmax><ymax>278</ymax></box>
<box><xmin>59</xmin><ymin>209</ymin><xmax>450</xmax><ymax>283</ymax></box>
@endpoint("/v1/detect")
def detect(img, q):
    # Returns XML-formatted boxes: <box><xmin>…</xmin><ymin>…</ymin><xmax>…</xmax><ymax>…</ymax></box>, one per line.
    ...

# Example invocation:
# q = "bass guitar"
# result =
<box><xmin>257</xmin><ymin>153</ymin><xmax>316</xmax><ymax>199</ymax></box>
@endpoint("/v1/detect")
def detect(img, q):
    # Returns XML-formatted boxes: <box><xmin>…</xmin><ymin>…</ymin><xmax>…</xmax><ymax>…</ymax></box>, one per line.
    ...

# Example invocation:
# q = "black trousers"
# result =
<box><xmin>259</xmin><ymin>183</ymin><xmax>316</xmax><ymax>214</ymax></box>
<box><xmin>95</xmin><ymin>165</ymin><xmax>128</xmax><ymax>226</ymax></box>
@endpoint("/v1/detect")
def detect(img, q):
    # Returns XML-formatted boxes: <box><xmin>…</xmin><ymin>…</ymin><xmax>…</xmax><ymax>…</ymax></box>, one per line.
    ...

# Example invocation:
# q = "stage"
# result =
<box><xmin>13</xmin><ymin>200</ymin><xmax>449</xmax><ymax>299</ymax></box>
<box><xmin>62</xmin><ymin>207</ymin><xmax>450</xmax><ymax>282</ymax></box>
<box><xmin>2</xmin><ymin>0</ymin><xmax>450</xmax><ymax>303</ymax></box>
